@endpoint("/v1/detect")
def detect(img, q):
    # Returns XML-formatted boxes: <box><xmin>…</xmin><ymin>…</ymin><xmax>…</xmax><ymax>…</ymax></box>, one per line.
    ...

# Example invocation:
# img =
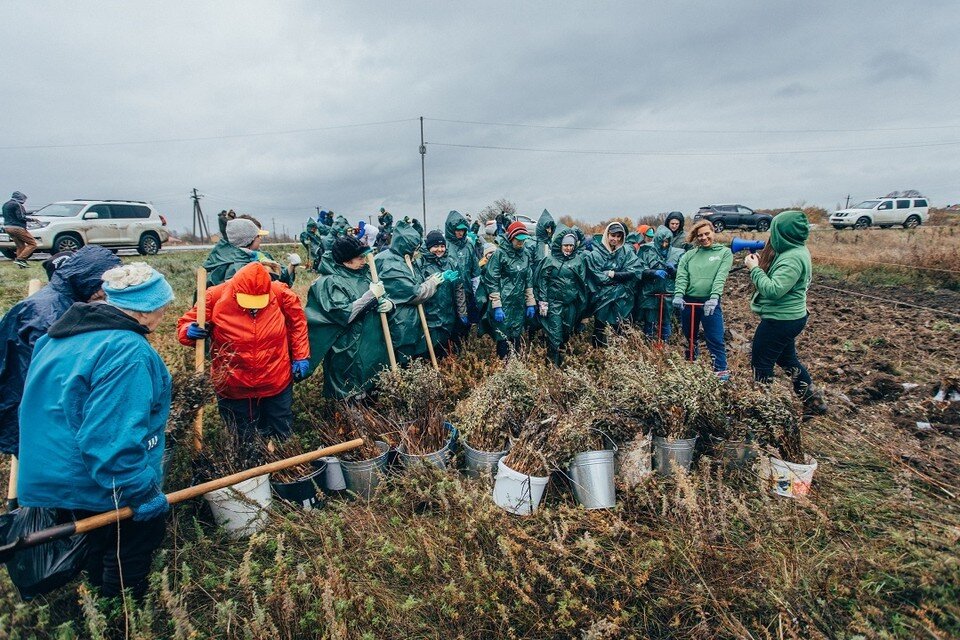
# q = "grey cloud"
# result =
<box><xmin>865</xmin><ymin>50</ymin><xmax>935</xmax><ymax>84</ymax></box>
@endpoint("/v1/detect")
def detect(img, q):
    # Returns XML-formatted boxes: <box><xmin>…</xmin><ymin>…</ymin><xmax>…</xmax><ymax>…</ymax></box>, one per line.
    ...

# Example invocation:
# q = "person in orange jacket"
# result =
<box><xmin>177</xmin><ymin>261</ymin><xmax>309</xmax><ymax>441</ymax></box>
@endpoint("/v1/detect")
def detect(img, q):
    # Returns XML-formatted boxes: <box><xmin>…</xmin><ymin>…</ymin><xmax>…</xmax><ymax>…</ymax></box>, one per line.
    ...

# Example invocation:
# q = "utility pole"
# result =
<box><xmin>272</xmin><ymin>217</ymin><xmax>277</xmax><ymax>238</ymax></box>
<box><xmin>419</xmin><ymin>116</ymin><xmax>427</xmax><ymax>229</ymax></box>
<box><xmin>845</xmin><ymin>194</ymin><xmax>851</xmax><ymax>209</ymax></box>
<box><xmin>316</xmin><ymin>206</ymin><xmax>321</xmax><ymax>217</ymax></box>
<box><xmin>191</xmin><ymin>188</ymin><xmax>210</xmax><ymax>243</ymax></box>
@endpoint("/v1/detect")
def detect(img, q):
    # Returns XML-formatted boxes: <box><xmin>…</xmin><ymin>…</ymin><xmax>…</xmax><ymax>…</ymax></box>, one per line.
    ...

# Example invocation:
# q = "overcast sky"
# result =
<box><xmin>2</xmin><ymin>1</ymin><xmax>958</xmax><ymax>233</ymax></box>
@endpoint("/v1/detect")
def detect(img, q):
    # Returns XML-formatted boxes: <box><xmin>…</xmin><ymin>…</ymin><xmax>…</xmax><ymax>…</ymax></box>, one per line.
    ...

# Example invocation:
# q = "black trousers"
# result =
<box><xmin>62</xmin><ymin>509</ymin><xmax>166</xmax><ymax>598</ymax></box>
<box><xmin>751</xmin><ymin>315</ymin><xmax>812</xmax><ymax>396</ymax></box>
<box><xmin>217</xmin><ymin>383</ymin><xmax>293</xmax><ymax>441</ymax></box>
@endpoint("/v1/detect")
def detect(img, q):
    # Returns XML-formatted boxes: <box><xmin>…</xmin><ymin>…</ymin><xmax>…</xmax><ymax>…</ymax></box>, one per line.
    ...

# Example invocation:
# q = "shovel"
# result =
<box><xmin>5</xmin><ymin>279</ymin><xmax>44</xmax><ymax>511</ymax></box>
<box><xmin>366</xmin><ymin>253</ymin><xmax>398</xmax><ymax>371</ymax></box>
<box><xmin>404</xmin><ymin>254</ymin><xmax>439</xmax><ymax>370</ymax></box>
<box><xmin>0</xmin><ymin>438</ymin><xmax>363</xmax><ymax>564</ymax></box>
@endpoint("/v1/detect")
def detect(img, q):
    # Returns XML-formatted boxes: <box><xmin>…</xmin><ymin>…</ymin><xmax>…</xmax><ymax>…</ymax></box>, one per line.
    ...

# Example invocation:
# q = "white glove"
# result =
<box><xmin>430</xmin><ymin>272</ymin><xmax>445</xmax><ymax>287</ymax></box>
<box><xmin>286</xmin><ymin>253</ymin><xmax>302</xmax><ymax>267</ymax></box>
<box><xmin>605</xmin><ymin>270</ymin><xmax>616</xmax><ymax>279</ymax></box>
<box><xmin>369</xmin><ymin>281</ymin><xmax>386</xmax><ymax>299</ymax></box>
<box><xmin>538</xmin><ymin>301</ymin><xmax>548</xmax><ymax>317</ymax></box>
<box><xmin>377</xmin><ymin>298</ymin><xmax>394</xmax><ymax>313</ymax></box>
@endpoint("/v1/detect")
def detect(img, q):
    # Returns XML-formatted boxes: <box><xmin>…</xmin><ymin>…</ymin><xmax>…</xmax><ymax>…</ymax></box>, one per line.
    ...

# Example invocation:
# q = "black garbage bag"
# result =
<box><xmin>0</xmin><ymin>507</ymin><xmax>89</xmax><ymax>600</ymax></box>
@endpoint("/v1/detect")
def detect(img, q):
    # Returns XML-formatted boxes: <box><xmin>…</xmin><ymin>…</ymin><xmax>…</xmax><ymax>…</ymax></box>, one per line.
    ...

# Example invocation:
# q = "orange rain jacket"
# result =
<box><xmin>177</xmin><ymin>262</ymin><xmax>309</xmax><ymax>399</ymax></box>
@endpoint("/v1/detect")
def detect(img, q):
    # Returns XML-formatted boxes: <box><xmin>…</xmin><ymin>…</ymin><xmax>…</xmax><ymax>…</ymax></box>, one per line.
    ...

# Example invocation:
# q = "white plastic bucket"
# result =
<box><xmin>492</xmin><ymin>458</ymin><xmax>549</xmax><ymax>515</ymax></box>
<box><xmin>203</xmin><ymin>474</ymin><xmax>272</xmax><ymax>538</ymax></box>
<box><xmin>768</xmin><ymin>456</ymin><xmax>818</xmax><ymax>498</ymax></box>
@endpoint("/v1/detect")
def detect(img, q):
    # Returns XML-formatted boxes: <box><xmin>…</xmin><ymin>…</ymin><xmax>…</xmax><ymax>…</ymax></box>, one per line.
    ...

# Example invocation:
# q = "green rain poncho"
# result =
<box><xmin>305</xmin><ymin>261</ymin><xmax>391</xmax><ymax>399</ymax></box>
<box><xmin>375</xmin><ymin>222</ymin><xmax>438</xmax><ymax>361</ymax></box>
<box><xmin>444</xmin><ymin>211</ymin><xmax>481</xmax><ymax>309</ymax></box>
<box><xmin>534</xmin><ymin>225</ymin><xmax>588</xmax><ymax>353</ymax></box>
<box><xmin>526</xmin><ymin>209</ymin><xmax>556</xmax><ymax>262</ymax></box>
<box><xmin>416</xmin><ymin>249</ymin><xmax>467</xmax><ymax>347</ymax></box>
<box><xmin>300</xmin><ymin>220</ymin><xmax>323</xmax><ymax>263</ymax></box>
<box><xmin>636</xmin><ymin>225</ymin><xmax>685</xmax><ymax>309</ymax></box>
<box><xmin>585</xmin><ymin>223</ymin><xmax>640</xmax><ymax>325</ymax></box>
<box><xmin>481</xmin><ymin>236</ymin><xmax>534</xmax><ymax>341</ymax></box>
<box><xmin>201</xmin><ymin>241</ymin><xmax>295</xmax><ymax>288</ymax></box>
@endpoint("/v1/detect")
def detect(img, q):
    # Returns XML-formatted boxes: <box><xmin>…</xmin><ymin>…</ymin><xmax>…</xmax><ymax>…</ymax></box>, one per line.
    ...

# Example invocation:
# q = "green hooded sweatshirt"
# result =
<box><xmin>585</xmin><ymin>223</ymin><xmax>639</xmax><ymax>324</ymax></box>
<box><xmin>305</xmin><ymin>261</ymin><xmax>391</xmax><ymax>399</ymax></box>
<box><xmin>749</xmin><ymin>210</ymin><xmax>811</xmax><ymax>321</ymax></box>
<box><xmin>534</xmin><ymin>225</ymin><xmax>588</xmax><ymax>350</ymax></box>
<box><xmin>416</xmin><ymin>249</ymin><xmax>467</xmax><ymax>347</ymax></box>
<box><xmin>674</xmin><ymin>242</ymin><xmax>733</xmax><ymax>301</ymax></box>
<box><xmin>444</xmin><ymin>211</ymin><xmax>480</xmax><ymax>303</ymax></box>
<box><xmin>481</xmin><ymin>235</ymin><xmax>534</xmax><ymax>341</ymax></box>
<box><xmin>375</xmin><ymin>222</ymin><xmax>436</xmax><ymax>360</ymax></box>
<box><xmin>635</xmin><ymin>225</ymin><xmax>684</xmax><ymax>309</ymax></box>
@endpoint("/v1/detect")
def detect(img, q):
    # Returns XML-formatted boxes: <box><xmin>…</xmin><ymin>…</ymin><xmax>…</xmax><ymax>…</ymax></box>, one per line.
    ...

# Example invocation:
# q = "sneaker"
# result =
<box><xmin>13</xmin><ymin>259</ymin><xmax>28</xmax><ymax>269</ymax></box>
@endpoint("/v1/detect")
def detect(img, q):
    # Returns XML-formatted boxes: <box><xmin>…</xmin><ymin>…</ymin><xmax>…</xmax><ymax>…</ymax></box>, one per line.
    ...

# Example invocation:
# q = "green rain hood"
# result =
<box><xmin>750</xmin><ymin>210</ymin><xmax>811</xmax><ymax>320</ymax></box>
<box><xmin>375</xmin><ymin>221</ymin><xmax>428</xmax><ymax>359</ymax></box>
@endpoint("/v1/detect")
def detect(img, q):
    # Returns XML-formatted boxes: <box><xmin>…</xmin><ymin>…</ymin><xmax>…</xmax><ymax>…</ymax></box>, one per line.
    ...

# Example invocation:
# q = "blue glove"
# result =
<box><xmin>703</xmin><ymin>299</ymin><xmax>719</xmax><ymax>317</ymax></box>
<box><xmin>673</xmin><ymin>296</ymin><xmax>685</xmax><ymax>311</ymax></box>
<box><xmin>525</xmin><ymin>306</ymin><xmax>536</xmax><ymax>319</ymax></box>
<box><xmin>654</xmin><ymin>269</ymin><xmax>667</xmax><ymax>279</ymax></box>
<box><xmin>459</xmin><ymin>315</ymin><xmax>469</xmax><ymax>325</ymax></box>
<box><xmin>292</xmin><ymin>359</ymin><xmax>310</xmax><ymax>381</ymax></box>
<box><xmin>132</xmin><ymin>488</ymin><xmax>169</xmax><ymax>522</ymax></box>
<box><xmin>442</xmin><ymin>269</ymin><xmax>460</xmax><ymax>283</ymax></box>
<box><xmin>493</xmin><ymin>308</ymin><xmax>506</xmax><ymax>323</ymax></box>
<box><xmin>186</xmin><ymin>323</ymin><xmax>209</xmax><ymax>340</ymax></box>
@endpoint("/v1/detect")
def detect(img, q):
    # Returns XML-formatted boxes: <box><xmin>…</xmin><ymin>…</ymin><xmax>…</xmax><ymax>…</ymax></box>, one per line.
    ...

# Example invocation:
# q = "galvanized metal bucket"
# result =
<box><xmin>722</xmin><ymin>439</ymin><xmax>758</xmax><ymax>471</ymax></box>
<box><xmin>462</xmin><ymin>438</ymin><xmax>510</xmax><ymax>479</ymax></box>
<box><xmin>653</xmin><ymin>436</ymin><xmax>698</xmax><ymax>476</ymax></box>
<box><xmin>566</xmin><ymin>429</ymin><xmax>618</xmax><ymax>509</ymax></box>
<box><xmin>340</xmin><ymin>441</ymin><xmax>390</xmax><ymax>499</ymax></box>
<box><xmin>397</xmin><ymin>422</ymin><xmax>458</xmax><ymax>470</ymax></box>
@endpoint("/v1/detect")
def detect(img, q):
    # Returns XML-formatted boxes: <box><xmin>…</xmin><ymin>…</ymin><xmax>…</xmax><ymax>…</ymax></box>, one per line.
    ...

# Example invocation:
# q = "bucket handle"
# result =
<box><xmin>588</xmin><ymin>427</ymin><xmax>618</xmax><ymax>453</ymax></box>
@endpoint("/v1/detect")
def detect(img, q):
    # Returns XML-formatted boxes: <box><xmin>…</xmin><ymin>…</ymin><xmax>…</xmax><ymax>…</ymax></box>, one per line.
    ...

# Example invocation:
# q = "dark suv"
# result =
<box><xmin>693</xmin><ymin>204</ymin><xmax>773</xmax><ymax>233</ymax></box>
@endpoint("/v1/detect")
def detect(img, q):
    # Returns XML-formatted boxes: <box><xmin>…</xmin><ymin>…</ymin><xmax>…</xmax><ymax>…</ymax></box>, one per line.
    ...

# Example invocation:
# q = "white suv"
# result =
<box><xmin>830</xmin><ymin>194</ymin><xmax>929</xmax><ymax>230</ymax></box>
<box><xmin>0</xmin><ymin>199</ymin><xmax>170</xmax><ymax>258</ymax></box>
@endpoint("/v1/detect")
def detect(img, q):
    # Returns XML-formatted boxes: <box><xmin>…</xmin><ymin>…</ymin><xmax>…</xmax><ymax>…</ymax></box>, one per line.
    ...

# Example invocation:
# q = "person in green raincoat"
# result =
<box><xmin>482</xmin><ymin>222</ymin><xmax>536</xmax><ymax>359</ymax></box>
<box><xmin>417</xmin><ymin>230</ymin><xmax>467</xmax><ymax>359</ymax></box>
<box><xmin>203</xmin><ymin>217</ymin><xmax>297</xmax><ymax>287</ymax></box>
<box><xmin>300</xmin><ymin>219</ymin><xmax>324</xmax><ymax>271</ymax></box>
<box><xmin>375</xmin><ymin>221</ymin><xmax>457</xmax><ymax>362</ymax></box>
<box><xmin>305</xmin><ymin>236</ymin><xmax>395</xmax><ymax>399</ymax></box>
<box><xmin>534</xmin><ymin>225</ymin><xmax>588</xmax><ymax>365</ymax></box>
<box><xmin>526</xmin><ymin>210</ymin><xmax>556</xmax><ymax>262</ymax></box>
<box><xmin>444</xmin><ymin>210</ymin><xmax>482</xmax><ymax>340</ymax></box>
<box><xmin>636</xmin><ymin>225</ymin><xmax>685</xmax><ymax>341</ymax></box>
<box><xmin>585</xmin><ymin>222</ymin><xmax>639</xmax><ymax>347</ymax></box>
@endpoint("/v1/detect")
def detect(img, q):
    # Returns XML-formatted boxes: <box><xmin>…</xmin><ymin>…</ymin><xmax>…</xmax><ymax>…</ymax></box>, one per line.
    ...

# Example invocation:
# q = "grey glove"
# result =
<box><xmin>703</xmin><ymin>298</ymin><xmax>719</xmax><ymax>316</ymax></box>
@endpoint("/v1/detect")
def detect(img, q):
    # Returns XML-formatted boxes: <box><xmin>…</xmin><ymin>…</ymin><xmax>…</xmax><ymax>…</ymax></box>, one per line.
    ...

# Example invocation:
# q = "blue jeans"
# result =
<box><xmin>680</xmin><ymin>301</ymin><xmax>728</xmax><ymax>372</ymax></box>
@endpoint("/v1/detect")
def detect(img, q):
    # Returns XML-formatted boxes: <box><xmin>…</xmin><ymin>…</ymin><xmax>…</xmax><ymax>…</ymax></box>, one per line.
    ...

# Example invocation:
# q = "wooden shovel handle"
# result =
<box><xmin>74</xmin><ymin>438</ymin><xmax>363</xmax><ymax>535</ymax></box>
<box><xmin>366</xmin><ymin>253</ymin><xmax>398</xmax><ymax>371</ymax></box>
<box><xmin>404</xmin><ymin>255</ymin><xmax>439</xmax><ymax>370</ymax></box>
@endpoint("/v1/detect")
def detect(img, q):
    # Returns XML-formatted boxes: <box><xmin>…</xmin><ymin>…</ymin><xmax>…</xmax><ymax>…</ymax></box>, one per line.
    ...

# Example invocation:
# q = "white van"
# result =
<box><xmin>830</xmin><ymin>194</ymin><xmax>929</xmax><ymax>230</ymax></box>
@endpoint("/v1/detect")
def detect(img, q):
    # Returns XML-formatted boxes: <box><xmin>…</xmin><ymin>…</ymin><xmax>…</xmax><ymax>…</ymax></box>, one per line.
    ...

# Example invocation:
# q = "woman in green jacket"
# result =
<box><xmin>673</xmin><ymin>220</ymin><xmax>733</xmax><ymax>377</ymax></box>
<box><xmin>534</xmin><ymin>225</ymin><xmax>588</xmax><ymax>365</ymax></box>
<box><xmin>744</xmin><ymin>210</ymin><xmax>824</xmax><ymax>414</ymax></box>
<box><xmin>482</xmin><ymin>222</ymin><xmax>535</xmax><ymax>359</ymax></box>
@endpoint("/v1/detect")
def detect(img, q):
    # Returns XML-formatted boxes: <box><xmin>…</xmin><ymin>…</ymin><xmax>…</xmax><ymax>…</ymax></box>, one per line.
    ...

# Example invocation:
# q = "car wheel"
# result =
<box><xmin>137</xmin><ymin>232</ymin><xmax>161</xmax><ymax>255</ymax></box>
<box><xmin>853</xmin><ymin>217</ymin><xmax>871</xmax><ymax>230</ymax></box>
<box><xmin>903</xmin><ymin>215</ymin><xmax>920</xmax><ymax>229</ymax></box>
<box><xmin>712</xmin><ymin>220</ymin><xmax>725</xmax><ymax>233</ymax></box>
<box><xmin>1</xmin><ymin>248</ymin><xmax>16</xmax><ymax>260</ymax></box>
<box><xmin>53</xmin><ymin>233</ymin><xmax>84</xmax><ymax>253</ymax></box>
<box><xmin>755</xmin><ymin>219</ymin><xmax>770</xmax><ymax>232</ymax></box>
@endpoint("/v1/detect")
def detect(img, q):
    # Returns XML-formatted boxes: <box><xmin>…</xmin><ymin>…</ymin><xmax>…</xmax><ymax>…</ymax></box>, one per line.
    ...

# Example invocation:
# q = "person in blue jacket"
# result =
<box><xmin>17</xmin><ymin>262</ymin><xmax>174</xmax><ymax>598</ymax></box>
<box><xmin>0</xmin><ymin>246</ymin><xmax>121</xmax><ymax>462</ymax></box>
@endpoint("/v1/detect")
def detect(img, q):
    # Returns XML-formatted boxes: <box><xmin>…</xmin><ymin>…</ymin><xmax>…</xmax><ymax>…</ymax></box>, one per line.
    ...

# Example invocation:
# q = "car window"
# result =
<box><xmin>737</xmin><ymin>206</ymin><xmax>754</xmax><ymax>214</ymax></box>
<box><xmin>896</xmin><ymin>199</ymin><xmax>911</xmax><ymax>209</ymax></box>
<box><xmin>852</xmin><ymin>200</ymin><xmax>880</xmax><ymax>209</ymax></box>
<box><xmin>85</xmin><ymin>204</ymin><xmax>112</xmax><ymax>219</ymax></box>
<box><xmin>33</xmin><ymin>203</ymin><xmax>85</xmax><ymax>217</ymax></box>
<box><xmin>913</xmin><ymin>199</ymin><xmax>927</xmax><ymax>208</ymax></box>
<box><xmin>111</xmin><ymin>204</ymin><xmax>151</xmax><ymax>219</ymax></box>
<box><xmin>877</xmin><ymin>201</ymin><xmax>893</xmax><ymax>210</ymax></box>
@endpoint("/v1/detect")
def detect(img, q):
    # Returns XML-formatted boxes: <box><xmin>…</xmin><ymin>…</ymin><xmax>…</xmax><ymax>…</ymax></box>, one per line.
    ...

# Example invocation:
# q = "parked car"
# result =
<box><xmin>693</xmin><ymin>204</ymin><xmax>773</xmax><ymax>233</ymax></box>
<box><xmin>0</xmin><ymin>199</ymin><xmax>170</xmax><ymax>258</ymax></box>
<box><xmin>484</xmin><ymin>214</ymin><xmax>538</xmax><ymax>236</ymax></box>
<box><xmin>829</xmin><ymin>195</ymin><xmax>929</xmax><ymax>230</ymax></box>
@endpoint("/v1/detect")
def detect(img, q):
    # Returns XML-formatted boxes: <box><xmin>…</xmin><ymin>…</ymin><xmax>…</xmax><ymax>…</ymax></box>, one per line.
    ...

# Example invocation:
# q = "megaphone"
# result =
<box><xmin>731</xmin><ymin>238</ymin><xmax>765</xmax><ymax>254</ymax></box>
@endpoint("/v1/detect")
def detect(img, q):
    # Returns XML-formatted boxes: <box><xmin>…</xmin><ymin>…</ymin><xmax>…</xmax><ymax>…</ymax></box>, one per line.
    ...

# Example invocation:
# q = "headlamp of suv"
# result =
<box><xmin>26</xmin><ymin>220</ymin><xmax>49</xmax><ymax>229</ymax></box>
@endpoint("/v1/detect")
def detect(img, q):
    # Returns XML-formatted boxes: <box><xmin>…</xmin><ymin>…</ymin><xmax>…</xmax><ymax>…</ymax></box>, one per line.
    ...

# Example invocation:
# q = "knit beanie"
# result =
<box><xmin>332</xmin><ymin>235</ymin><xmax>370</xmax><ymax>264</ymax></box>
<box><xmin>226</xmin><ymin>218</ymin><xmax>260</xmax><ymax>248</ymax></box>
<box><xmin>506</xmin><ymin>221</ymin><xmax>529</xmax><ymax>242</ymax></box>
<box><xmin>425</xmin><ymin>230</ymin><xmax>446</xmax><ymax>249</ymax></box>
<box><xmin>561</xmin><ymin>233</ymin><xmax>577</xmax><ymax>246</ymax></box>
<box><xmin>101</xmin><ymin>263</ymin><xmax>175</xmax><ymax>312</ymax></box>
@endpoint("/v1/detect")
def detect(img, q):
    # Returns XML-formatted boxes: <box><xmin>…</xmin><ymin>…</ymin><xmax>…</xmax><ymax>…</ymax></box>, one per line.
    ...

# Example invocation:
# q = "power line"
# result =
<box><xmin>0</xmin><ymin>117</ymin><xmax>418</xmax><ymax>150</ymax></box>
<box><xmin>426</xmin><ymin>139</ymin><xmax>960</xmax><ymax>157</ymax></box>
<box><xmin>425</xmin><ymin>117</ymin><xmax>960</xmax><ymax>135</ymax></box>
